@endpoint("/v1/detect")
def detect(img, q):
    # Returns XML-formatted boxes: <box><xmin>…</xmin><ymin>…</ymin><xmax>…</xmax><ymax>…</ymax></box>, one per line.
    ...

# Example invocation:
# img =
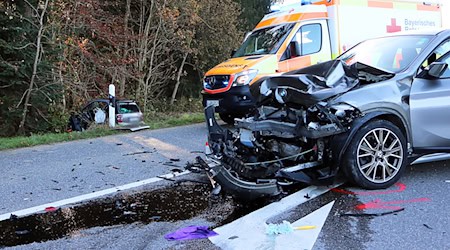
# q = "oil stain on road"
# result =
<box><xmin>0</xmin><ymin>181</ymin><xmax>248</xmax><ymax>247</ymax></box>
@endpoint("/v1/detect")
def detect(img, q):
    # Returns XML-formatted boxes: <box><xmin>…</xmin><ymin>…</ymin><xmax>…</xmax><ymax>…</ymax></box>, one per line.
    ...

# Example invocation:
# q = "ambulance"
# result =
<box><xmin>202</xmin><ymin>0</ymin><xmax>443</xmax><ymax>124</ymax></box>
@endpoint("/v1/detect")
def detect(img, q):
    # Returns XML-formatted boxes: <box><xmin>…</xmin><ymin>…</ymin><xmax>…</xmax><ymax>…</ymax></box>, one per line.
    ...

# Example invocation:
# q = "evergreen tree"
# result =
<box><xmin>234</xmin><ymin>0</ymin><xmax>272</xmax><ymax>31</ymax></box>
<box><xmin>0</xmin><ymin>1</ymin><xmax>62</xmax><ymax>136</ymax></box>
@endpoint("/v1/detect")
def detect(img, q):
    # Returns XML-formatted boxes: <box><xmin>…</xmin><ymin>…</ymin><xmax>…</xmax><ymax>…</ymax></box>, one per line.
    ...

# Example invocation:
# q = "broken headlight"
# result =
<box><xmin>329</xmin><ymin>103</ymin><xmax>360</xmax><ymax>125</ymax></box>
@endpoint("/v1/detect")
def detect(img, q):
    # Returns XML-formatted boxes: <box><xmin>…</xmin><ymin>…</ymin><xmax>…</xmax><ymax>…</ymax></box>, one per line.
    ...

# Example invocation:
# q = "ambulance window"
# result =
<box><xmin>281</xmin><ymin>23</ymin><xmax>322</xmax><ymax>61</ymax></box>
<box><xmin>300</xmin><ymin>24</ymin><xmax>322</xmax><ymax>55</ymax></box>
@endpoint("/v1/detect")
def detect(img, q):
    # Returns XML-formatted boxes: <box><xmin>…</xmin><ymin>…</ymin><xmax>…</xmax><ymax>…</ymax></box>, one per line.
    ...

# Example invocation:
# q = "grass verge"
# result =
<box><xmin>0</xmin><ymin>112</ymin><xmax>205</xmax><ymax>151</ymax></box>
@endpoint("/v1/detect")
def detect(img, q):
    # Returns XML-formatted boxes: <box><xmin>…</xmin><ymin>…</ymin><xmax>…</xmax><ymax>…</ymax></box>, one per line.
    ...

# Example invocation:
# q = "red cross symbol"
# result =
<box><xmin>387</xmin><ymin>18</ymin><xmax>401</xmax><ymax>33</ymax></box>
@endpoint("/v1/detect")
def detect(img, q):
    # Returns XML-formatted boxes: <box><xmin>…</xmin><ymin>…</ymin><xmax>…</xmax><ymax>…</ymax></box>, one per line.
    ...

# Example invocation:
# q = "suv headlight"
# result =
<box><xmin>232</xmin><ymin>69</ymin><xmax>258</xmax><ymax>87</ymax></box>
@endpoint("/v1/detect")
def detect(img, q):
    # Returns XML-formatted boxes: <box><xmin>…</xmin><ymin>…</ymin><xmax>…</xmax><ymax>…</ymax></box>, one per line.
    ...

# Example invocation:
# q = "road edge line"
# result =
<box><xmin>0</xmin><ymin>171</ymin><xmax>190</xmax><ymax>222</ymax></box>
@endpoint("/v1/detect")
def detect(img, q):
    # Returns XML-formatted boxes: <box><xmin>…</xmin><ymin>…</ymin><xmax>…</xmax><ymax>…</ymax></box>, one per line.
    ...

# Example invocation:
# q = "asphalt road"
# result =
<box><xmin>1</xmin><ymin>123</ymin><xmax>449</xmax><ymax>249</ymax></box>
<box><xmin>0</xmin><ymin>124</ymin><xmax>207</xmax><ymax>213</ymax></box>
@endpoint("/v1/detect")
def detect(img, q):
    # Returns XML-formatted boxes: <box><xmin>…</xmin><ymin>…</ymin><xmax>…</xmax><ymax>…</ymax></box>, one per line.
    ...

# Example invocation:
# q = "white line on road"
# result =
<box><xmin>209</xmin><ymin>183</ymin><xmax>342</xmax><ymax>250</ymax></box>
<box><xmin>0</xmin><ymin>171</ymin><xmax>190</xmax><ymax>222</ymax></box>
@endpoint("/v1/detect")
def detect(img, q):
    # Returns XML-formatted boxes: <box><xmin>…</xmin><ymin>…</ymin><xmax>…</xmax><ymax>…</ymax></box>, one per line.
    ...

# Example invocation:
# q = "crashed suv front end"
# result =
<box><xmin>203</xmin><ymin>59</ymin><xmax>408</xmax><ymax>199</ymax></box>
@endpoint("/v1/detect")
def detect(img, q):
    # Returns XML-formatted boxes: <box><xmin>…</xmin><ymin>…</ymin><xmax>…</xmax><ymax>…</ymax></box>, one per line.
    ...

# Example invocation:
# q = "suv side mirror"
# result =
<box><xmin>427</xmin><ymin>62</ymin><xmax>448</xmax><ymax>78</ymax></box>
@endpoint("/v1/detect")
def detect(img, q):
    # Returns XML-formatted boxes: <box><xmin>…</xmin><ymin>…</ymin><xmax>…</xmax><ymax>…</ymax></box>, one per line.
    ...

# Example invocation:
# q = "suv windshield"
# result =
<box><xmin>233</xmin><ymin>23</ymin><xmax>295</xmax><ymax>58</ymax></box>
<box><xmin>339</xmin><ymin>35</ymin><xmax>432</xmax><ymax>73</ymax></box>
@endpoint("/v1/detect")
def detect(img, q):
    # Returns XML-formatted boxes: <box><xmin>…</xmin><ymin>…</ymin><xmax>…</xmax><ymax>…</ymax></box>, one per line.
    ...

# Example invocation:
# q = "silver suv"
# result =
<box><xmin>204</xmin><ymin>29</ymin><xmax>450</xmax><ymax>199</ymax></box>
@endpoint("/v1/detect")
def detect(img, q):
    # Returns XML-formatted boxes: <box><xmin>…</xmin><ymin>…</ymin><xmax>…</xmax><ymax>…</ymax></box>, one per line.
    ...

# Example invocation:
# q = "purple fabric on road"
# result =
<box><xmin>164</xmin><ymin>225</ymin><xmax>218</xmax><ymax>241</ymax></box>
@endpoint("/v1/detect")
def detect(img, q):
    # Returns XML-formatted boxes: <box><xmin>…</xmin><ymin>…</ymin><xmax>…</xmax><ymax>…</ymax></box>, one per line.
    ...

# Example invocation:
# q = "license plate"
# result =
<box><xmin>130</xmin><ymin>118</ymin><xmax>139</xmax><ymax>122</ymax></box>
<box><xmin>206</xmin><ymin>100</ymin><xmax>219</xmax><ymax>107</ymax></box>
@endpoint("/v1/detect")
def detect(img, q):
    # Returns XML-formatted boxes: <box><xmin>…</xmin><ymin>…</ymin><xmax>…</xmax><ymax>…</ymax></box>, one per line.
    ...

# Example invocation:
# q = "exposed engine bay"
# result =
<box><xmin>200</xmin><ymin>60</ymin><xmax>395</xmax><ymax>199</ymax></box>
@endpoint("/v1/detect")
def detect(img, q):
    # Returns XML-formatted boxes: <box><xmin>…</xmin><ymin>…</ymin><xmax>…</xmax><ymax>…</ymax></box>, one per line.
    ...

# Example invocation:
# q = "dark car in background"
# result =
<box><xmin>69</xmin><ymin>99</ymin><xmax>146</xmax><ymax>131</ymax></box>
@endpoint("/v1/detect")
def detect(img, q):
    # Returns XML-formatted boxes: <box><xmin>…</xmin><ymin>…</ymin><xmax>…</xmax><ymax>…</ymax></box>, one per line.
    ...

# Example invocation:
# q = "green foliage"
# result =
<box><xmin>0</xmin><ymin>111</ymin><xmax>205</xmax><ymax>151</ymax></box>
<box><xmin>0</xmin><ymin>2</ymin><xmax>35</xmax><ymax>136</ymax></box>
<box><xmin>0</xmin><ymin>0</ymin><xmax>271</xmax><ymax>137</ymax></box>
<box><xmin>0</xmin><ymin>0</ymin><xmax>64</xmax><ymax>136</ymax></box>
<box><xmin>234</xmin><ymin>0</ymin><xmax>273</xmax><ymax>31</ymax></box>
<box><xmin>144</xmin><ymin>113</ymin><xmax>205</xmax><ymax>130</ymax></box>
<box><xmin>0</xmin><ymin>127</ymin><xmax>120</xmax><ymax>150</ymax></box>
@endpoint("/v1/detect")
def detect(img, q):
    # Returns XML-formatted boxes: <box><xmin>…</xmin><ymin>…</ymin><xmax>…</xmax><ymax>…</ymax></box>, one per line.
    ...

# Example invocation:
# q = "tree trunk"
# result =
<box><xmin>119</xmin><ymin>0</ymin><xmax>131</xmax><ymax>97</ymax></box>
<box><xmin>18</xmin><ymin>0</ymin><xmax>50</xmax><ymax>134</ymax></box>
<box><xmin>134</xmin><ymin>0</ymin><xmax>146</xmax><ymax>102</ymax></box>
<box><xmin>170</xmin><ymin>52</ymin><xmax>188</xmax><ymax>105</ymax></box>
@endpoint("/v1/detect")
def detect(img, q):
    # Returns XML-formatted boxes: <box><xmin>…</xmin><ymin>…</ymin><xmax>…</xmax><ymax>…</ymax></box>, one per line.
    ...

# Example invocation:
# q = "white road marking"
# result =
<box><xmin>274</xmin><ymin>201</ymin><xmax>335</xmax><ymax>250</ymax></box>
<box><xmin>0</xmin><ymin>171</ymin><xmax>190</xmax><ymax>222</ymax></box>
<box><xmin>209</xmin><ymin>183</ymin><xmax>342</xmax><ymax>250</ymax></box>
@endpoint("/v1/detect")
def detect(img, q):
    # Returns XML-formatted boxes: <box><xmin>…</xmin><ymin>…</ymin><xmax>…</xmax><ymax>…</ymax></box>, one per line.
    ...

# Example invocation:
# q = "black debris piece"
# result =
<box><xmin>156</xmin><ymin>176</ymin><xmax>176</xmax><ymax>182</ymax></box>
<box><xmin>170</xmin><ymin>158</ymin><xmax>180</xmax><ymax>162</ymax></box>
<box><xmin>15</xmin><ymin>230</ymin><xmax>30</xmax><ymax>236</ymax></box>
<box><xmin>185</xmin><ymin>156</ymin><xmax>210</xmax><ymax>173</ymax></box>
<box><xmin>123</xmin><ymin>151</ymin><xmax>152</xmax><ymax>156</ymax></box>
<box><xmin>423</xmin><ymin>224</ymin><xmax>433</xmax><ymax>230</ymax></box>
<box><xmin>149</xmin><ymin>216</ymin><xmax>162</xmax><ymax>221</ymax></box>
<box><xmin>340</xmin><ymin>208</ymin><xmax>404</xmax><ymax>217</ymax></box>
<box><xmin>163</xmin><ymin>162</ymin><xmax>183</xmax><ymax>168</ymax></box>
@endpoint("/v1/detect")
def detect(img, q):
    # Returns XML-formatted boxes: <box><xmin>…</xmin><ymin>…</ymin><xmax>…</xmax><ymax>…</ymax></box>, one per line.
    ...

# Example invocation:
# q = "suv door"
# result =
<box><xmin>410</xmin><ymin>51</ymin><xmax>450</xmax><ymax>150</ymax></box>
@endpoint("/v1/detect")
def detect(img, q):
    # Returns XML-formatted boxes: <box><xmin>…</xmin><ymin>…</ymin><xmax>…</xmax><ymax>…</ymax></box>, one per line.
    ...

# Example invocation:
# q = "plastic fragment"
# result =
<box><xmin>265</xmin><ymin>220</ymin><xmax>316</xmax><ymax>235</ymax></box>
<box><xmin>164</xmin><ymin>225</ymin><xmax>218</xmax><ymax>241</ymax></box>
<box><xmin>45</xmin><ymin>207</ymin><xmax>57</xmax><ymax>212</ymax></box>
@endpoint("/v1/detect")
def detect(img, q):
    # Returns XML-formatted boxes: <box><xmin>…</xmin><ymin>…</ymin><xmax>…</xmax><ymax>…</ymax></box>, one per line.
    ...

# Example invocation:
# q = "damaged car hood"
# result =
<box><xmin>258</xmin><ymin>60</ymin><xmax>394</xmax><ymax>107</ymax></box>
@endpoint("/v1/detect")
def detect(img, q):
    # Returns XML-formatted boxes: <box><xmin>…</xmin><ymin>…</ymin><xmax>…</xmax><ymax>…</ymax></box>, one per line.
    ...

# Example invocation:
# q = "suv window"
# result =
<box><xmin>422</xmin><ymin>40</ymin><xmax>450</xmax><ymax>68</ymax></box>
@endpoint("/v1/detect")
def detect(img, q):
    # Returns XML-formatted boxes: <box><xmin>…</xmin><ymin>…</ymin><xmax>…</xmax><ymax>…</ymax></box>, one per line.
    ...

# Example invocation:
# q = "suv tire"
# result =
<box><xmin>342</xmin><ymin>119</ymin><xmax>407</xmax><ymax>189</ymax></box>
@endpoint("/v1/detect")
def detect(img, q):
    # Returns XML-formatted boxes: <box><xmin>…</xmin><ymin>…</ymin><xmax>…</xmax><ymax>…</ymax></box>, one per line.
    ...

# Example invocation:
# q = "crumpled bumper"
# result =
<box><xmin>212</xmin><ymin>162</ymin><xmax>281</xmax><ymax>200</ymax></box>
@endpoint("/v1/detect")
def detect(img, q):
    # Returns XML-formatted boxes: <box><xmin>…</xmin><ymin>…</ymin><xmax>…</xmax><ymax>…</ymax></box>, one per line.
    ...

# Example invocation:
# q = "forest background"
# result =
<box><xmin>0</xmin><ymin>0</ymin><xmax>274</xmax><ymax>136</ymax></box>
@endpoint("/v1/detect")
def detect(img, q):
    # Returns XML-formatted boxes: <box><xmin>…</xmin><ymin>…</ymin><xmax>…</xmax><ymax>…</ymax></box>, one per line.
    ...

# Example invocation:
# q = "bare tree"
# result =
<box><xmin>18</xmin><ymin>0</ymin><xmax>50</xmax><ymax>134</ymax></box>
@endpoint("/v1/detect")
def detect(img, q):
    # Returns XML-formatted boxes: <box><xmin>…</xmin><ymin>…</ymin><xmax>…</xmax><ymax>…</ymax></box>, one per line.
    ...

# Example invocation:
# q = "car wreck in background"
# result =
<box><xmin>68</xmin><ymin>99</ymin><xmax>149</xmax><ymax>132</ymax></box>
<box><xmin>200</xmin><ymin>30</ymin><xmax>450</xmax><ymax>199</ymax></box>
